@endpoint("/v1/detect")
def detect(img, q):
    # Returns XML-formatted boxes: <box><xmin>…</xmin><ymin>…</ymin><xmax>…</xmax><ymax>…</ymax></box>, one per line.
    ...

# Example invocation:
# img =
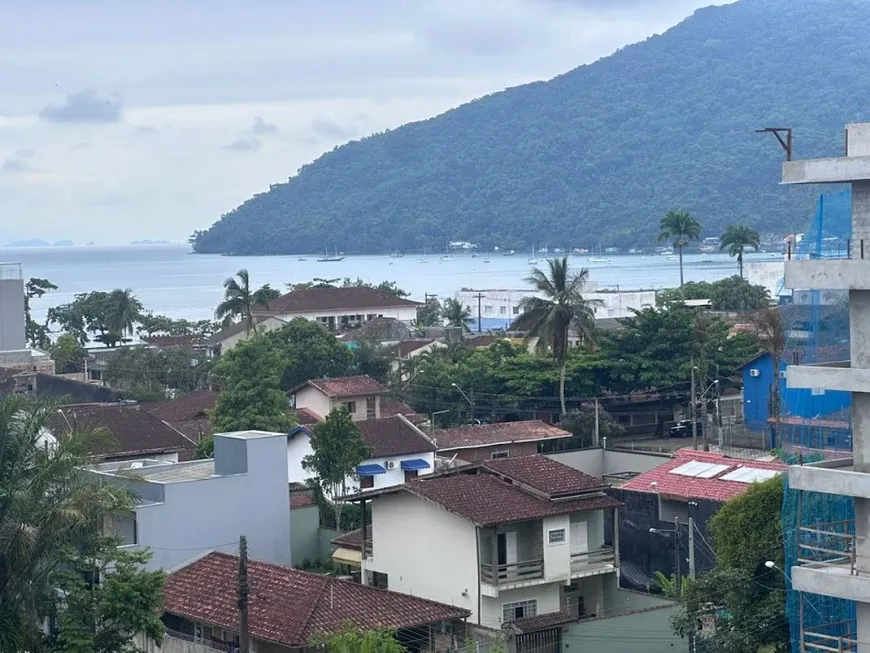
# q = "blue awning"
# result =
<box><xmin>356</xmin><ymin>463</ymin><xmax>387</xmax><ymax>476</ymax></box>
<box><xmin>400</xmin><ymin>458</ymin><xmax>431</xmax><ymax>472</ymax></box>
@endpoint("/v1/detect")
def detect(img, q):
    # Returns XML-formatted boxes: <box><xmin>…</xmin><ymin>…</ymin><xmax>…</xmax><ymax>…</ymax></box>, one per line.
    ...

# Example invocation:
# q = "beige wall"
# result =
<box><xmin>443</xmin><ymin>441</ymin><xmax>540</xmax><ymax>463</ymax></box>
<box><xmin>294</xmin><ymin>387</ymin><xmax>380</xmax><ymax>422</ymax></box>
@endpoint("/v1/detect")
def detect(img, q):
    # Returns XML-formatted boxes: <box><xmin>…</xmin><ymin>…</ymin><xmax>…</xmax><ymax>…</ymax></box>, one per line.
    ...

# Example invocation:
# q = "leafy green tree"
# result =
<box><xmin>416</xmin><ymin>297</ymin><xmax>442</xmax><ymax>327</ymax></box>
<box><xmin>670</xmin><ymin>477</ymin><xmax>787</xmax><ymax>652</ymax></box>
<box><xmin>657</xmin><ymin>278</ymin><xmax>770</xmax><ymax>312</ymax></box>
<box><xmin>0</xmin><ymin>396</ymin><xmax>159</xmax><ymax>652</ymax></box>
<box><xmin>720</xmin><ymin>223</ymin><xmax>761</xmax><ymax>278</ymax></box>
<box><xmin>266</xmin><ymin>318</ymin><xmax>353</xmax><ymax>389</ymax></box>
<box><xmin>209</xmin><ymin>336</ymin><xmax>296</xmax><ymax>436</ymax></box>
<box><xmin>511</xmin><ymin>257</ymin><xmax>601</xmax><ymax>415</ymax></box>
<box><xmin>658</xmin><ymin>210</ymin><xmax>702</xmax><ymax>287</ymax></box>
<box><xmin>47</xmin><ymin>290</ymin><xmax>144</xmax><ymax>347</ymax></box>
<box><xmin>441</xmin><ymin>298</ymin><xmax>474</xmax><ymax>331</ymax></box>
<box><xmin>104</xmin><ymin>346</ymin><xmax>213</xmax><ymax>402</ymax></box>
<box><xmin>349</xmin><ymin>341</ymin><xmax>392</xmax><ymax>383</ymax></box>
<box><xmin>309</xmin><ymin>625</ymin><xmax>405</xmax><ymax>653</ymax></box>
<box><xmin>303</xmin><ymin>407</ymin><xmax>372</xmax><ymax>525</ymax></box>
<box><xmin>340</xmin><ymin>278</ymin><xmax>409</xmax><ymax>298</ymax></box>
<box><xmin>25</xmin><ymin>277</ymin><xmax>57</xmax><ymax>348</ymax></box>
<box><xmin>50</xmin><ymin>333</ymin><xmax>87</xmax><ymax>374</ymax></box>
<box><xmin>214</xmin><ymin>269</ymin><xmax>280</xmax><ymax>334</ymax></box>
<box><xmin>555</xmin><ymin>403</ymin><xmax>625</xmax><ymax>449</ymax></box>
<box><xmin>750</xmin><ymin>307</ymin><xmax>787</xmax><ymax>419</ymax></box>
<box><xmin>138</xmin><ymin>313</ymin><xmax>219</xmax><ymax>338</ymax></box>
<box><xmin>104</xmin><ymin>288</ymin><xmax>144</xmax><ymax>342</ymax></box>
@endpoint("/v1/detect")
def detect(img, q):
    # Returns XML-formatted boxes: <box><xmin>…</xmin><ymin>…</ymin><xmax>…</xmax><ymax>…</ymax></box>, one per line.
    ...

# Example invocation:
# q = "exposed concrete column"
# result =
<box><xmin>858</xmin><ymin>601</ymin><xmax>870</xmax><ymax>651</ymax></box>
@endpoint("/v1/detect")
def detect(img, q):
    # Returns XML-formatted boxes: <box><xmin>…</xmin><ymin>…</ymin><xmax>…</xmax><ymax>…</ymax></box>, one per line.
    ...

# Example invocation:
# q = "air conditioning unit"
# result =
<box><xmin>385</xmin><ymin>460</ymin><xmax>396</xmax><ymax>470</ymax></box>
<box><xmin>749</xmin><ymin>369</ymin><xmax>761</xmax><ymax>377</ymax></box>
<box><xmin>779</xmin><ymin>371</ymin><xmax>788</xmax><ymax>379</ymax></box>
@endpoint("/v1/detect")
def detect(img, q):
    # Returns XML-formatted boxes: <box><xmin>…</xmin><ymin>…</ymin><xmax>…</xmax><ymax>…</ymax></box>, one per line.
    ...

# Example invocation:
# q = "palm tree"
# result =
<box><xmin>442</xmin><ymin>298</ymin><xmax>475</xmax><ymax>332</ymax></box>
<box><xmin>720</xmin><ymin>223</ymin><xmax>760</xmax><ymax>278</ymax></box>
<box><xmin>0</xmin><ymin>396</ymin><xmax>131</xmax><ymax>651</ymax></box>
<box><xmin>105</xmin><ymin>288</ymin><xmax>143</xmax><ymax>343</ymax></box>
<box><xmin>510</xmin><ymin>257</ymin><xmax>602</xmax><ymax>415</ymax></box>
<box><xmin>215</xmin><ymin>270</ymin><xmax>280</xmax><ymax>335</ymax></box>
<box><xmin>658</xmin><ymin>210</ymin><xmax>702</xmax><ymax>287</ymax></box>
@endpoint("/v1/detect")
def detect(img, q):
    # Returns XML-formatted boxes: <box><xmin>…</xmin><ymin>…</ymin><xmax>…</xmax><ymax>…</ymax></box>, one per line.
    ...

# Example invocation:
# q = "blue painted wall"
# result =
<box><xmin>742</xmin><ymin>353</ymin><xmax>851</xmax><ymax>431</ymax></box>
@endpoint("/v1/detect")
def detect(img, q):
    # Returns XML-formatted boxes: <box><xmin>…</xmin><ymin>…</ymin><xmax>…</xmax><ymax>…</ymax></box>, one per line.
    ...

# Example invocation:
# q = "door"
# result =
<box><xmin>497</xmin><ymin>532</ymin><xmax>518</xmax><ymax>579</ymax></box>
<box><xmin>570</xmin><ymin>521</ymin><xmax>588</xmax><ymax>568</ymax></box>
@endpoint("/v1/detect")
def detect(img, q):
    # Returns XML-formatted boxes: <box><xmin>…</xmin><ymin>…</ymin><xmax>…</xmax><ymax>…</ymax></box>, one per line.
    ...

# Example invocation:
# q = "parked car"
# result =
<box><xmin>669</xmin><ymin>419</ymin><xmax>703</xmax><ymax>438</ymax></box>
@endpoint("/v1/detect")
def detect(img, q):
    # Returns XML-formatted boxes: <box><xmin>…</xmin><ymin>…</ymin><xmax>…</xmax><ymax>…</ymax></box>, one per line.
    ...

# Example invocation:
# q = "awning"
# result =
<box><xmin>332</xmin><ymin>547</ymin><xmax>362</xmax><ymax>566</ymax></box>
<box><xmin>356</xmin><ymin>463</ymin><xmax>386</xmax><ymax>476</ymax></box>
<box><xmin>400</xmin><ymin>458</ymin><xmax>431</xmax><ymax>471</ymax></box>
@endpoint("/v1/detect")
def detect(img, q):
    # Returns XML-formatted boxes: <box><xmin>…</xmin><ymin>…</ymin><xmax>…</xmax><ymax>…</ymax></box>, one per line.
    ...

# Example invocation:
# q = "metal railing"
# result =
<box><xmin>163</xmin><ymin>629</ymin><xmax>233</xmax><ymax>652</ymax></box>
<box><xmin>803</xmin><ymin>620</ymin><xmax>858</xmax><ymax>653</ymax></box>
<box><xmin>570</xmin><ymin>546</ymin><xmax>616</xmax><ymax>571</ymax></box>
<box><xmin>480</xmin><ymin>559</ymin><xmax>544</xmax><ymax>585</ymax></box>
<box><xmin>787</xmin><ymin>239</ymin><xmax>869</xmax><ymax>261</ymax></box>
<box><xmin>797</xmin><ymin>520</ymin><xmax>858</xmax><ymax>573</ymax></box>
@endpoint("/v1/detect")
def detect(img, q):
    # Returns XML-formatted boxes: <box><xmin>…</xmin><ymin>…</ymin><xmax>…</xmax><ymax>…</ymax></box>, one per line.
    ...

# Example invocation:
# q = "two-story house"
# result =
<box><xmin>432</xmin><ymin>421</ymin><xmax>572</xmax><ymax>463</ymax></box>
<box><xmin>90</xmin><ymin>430</ymin><xmax>291</xmax><ymax>571</ymax></box>
<box><xmin>290</xmin><ymin>374</ymin><xmax>387</xmax><ymax>422</ymax></box>
<box><xmin>344</xmin><ymin>455</ymin><xmax>621</xmax><ymax>646</ymax></box>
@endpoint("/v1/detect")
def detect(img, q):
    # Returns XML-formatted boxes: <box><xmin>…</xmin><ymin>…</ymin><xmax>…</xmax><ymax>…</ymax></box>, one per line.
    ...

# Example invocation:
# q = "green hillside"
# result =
<box><xmin>192</xmin><ymin>0</ymin><xmax>869</xmax><ymax>255</ymax></box>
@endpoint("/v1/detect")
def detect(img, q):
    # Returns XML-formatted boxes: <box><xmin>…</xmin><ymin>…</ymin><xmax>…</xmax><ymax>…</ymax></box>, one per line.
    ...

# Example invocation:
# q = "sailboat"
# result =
<box><xmin>419</xmin><ymin>246</ymin><xmax>428</xmax><ymax>263</ymax></box>
<box><xmin>589</xmin><ymin>242</ymin><xmax>610</xmax><ymax>263</ymax></box>
<box><xmin>527</xmin><ymin>245</ymin><xmax>539</xmax><ymax>265</ymax></box>
<box><xmin>317</xmin><ymin>245</ymin><xmax>344</xmax><ymax>262</ymax></box>
<box><xmin>440</xmin><ymin>239</ymin><xmax>452</xmax><ymax>262</ymax></box>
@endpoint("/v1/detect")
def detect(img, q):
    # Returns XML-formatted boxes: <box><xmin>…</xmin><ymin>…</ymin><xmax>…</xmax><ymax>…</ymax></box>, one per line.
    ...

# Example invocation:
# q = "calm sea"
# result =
<box><xmin>1</xmin><ymin>245</ymin><xmax>765</xmax><ymax>323</ymax></box>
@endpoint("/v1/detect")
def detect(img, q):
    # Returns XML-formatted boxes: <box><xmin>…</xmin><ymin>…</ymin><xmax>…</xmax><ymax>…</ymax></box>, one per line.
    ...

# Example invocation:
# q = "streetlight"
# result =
<box><xmin>451</xmin><ymin>383</ymin><xmax>476</xmax><ymax>422</ymax></box>
<box><xmin>650</xmin><ymin>518</ymin><xmax>683</xmax><ymax>595</ymax></box>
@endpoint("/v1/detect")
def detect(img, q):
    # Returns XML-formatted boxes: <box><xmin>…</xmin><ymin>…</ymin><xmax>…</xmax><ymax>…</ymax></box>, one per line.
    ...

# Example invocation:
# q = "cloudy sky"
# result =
<box><xmin>0</xmin><ymin>0</ymin><xmax>731</xmax><ymax>245</ymax></box>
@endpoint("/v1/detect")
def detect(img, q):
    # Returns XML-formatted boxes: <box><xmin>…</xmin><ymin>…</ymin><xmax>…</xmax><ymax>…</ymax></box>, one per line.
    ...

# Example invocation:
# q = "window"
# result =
<box><xmin>360</xmin><ymin>475</ymin><xmax>374</xmax><ymax>489</ymax></box>
<box><xmin>344</xmin><ymin>401</ymin><xmax>357</xmax><ymax>414</ymax></box>
<box><xmin>503</xmin><ymin>599</ymin><xmax>537</xmax><ymax>623</ymax></box>
<box><xmin>484</xmin><ymin>305</ymin><xmax>493</xmax><ymax>314</ymax></box>
<box><xmin>371</xmin><ymin>571</ymin><xmax>389</xmax><ymax>589</ymax></box>
<box><xmin>513</xmin><ymin>306</ymin><xmax>520</xmax><ymax>315</ymax></box>
<box><xmin>404</xmin><ymin>470</ymin><xmax>418</xmax><ymax>483</ymax></box>
<box><xmin>490</xmin><ymin>451</ymin><xmax>509</xmax><ymax>459</ymax></box>
<box><xmin>811</xmin><ymin>388</ymin><xmax>826</xmax><ymax>396</ymax></box>
<box><xmin>366</xmin><ymin>396</ymin><xmax>376</xmax><ymax>419</ymax></box>
<box><xmin>548</xmin><ymin>528</ymin><xmax>567</xmax><ymax>545</ymax></box>
<box><xmin>500</xmin><ymin>306</ymin><xmax>507</xmax><ymax>315</ymax></box>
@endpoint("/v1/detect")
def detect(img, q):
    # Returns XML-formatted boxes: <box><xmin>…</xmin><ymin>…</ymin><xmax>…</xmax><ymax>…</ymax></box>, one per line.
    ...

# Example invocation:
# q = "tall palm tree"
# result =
<box><xmin>0</xmin><ymin>396</ymin><xmax>131</xmax><ymax>651</ymax></box>
<box><xmin>105</xmin><ymin>288</ymin><xmax>143</xmax><ymax>342</ymax></box>
<box><xmin>658</xmin><ymin>210</ymin><xmax>702</xmax><ymax>287</ymax></box>
<box><xmin>442</xmin><ymin>298</ymin><xmax>475</xmax><ymax>332</ymax></box>
<box><xmin>510</xmin><ymin>257</ymin><xmax>602</xmax><ymax>415</ymax></box>
<box><xmin>720</xmin><ymin>223</ymin><xmax>760</xmax><ymax>278</ymax></box>
<box><xmin>215</xmin><ymin>269</ymin><xmax>280</xmax><ymax>335</ymax></box>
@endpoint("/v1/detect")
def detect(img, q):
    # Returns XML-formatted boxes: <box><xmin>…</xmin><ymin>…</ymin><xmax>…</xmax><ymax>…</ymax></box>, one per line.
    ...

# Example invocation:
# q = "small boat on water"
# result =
<box><xmin>503</xmin><ymin>249</ymin><xmax>515</xmax><ymax>256</ymax></box>
<box><xmin>316</xmin><ymin>245</ymin><xmax>344</xmax><ymax>262</ymax></box>
<box><xmin>700</xmin><ymin>253</ymin><xmax>713</xmax><ymax>264</ymax></box>
<box><xmin>298</xmin><ymin>257</ymin><xmax>308</xmax><ymax>261</ymax></box>
<box><xmin>527</xmin><ymin>246</ymin><xmax>538</xmax><ymax>265</ymax></box>
<box><xmin>667</xmin><ymin>254</ymin><xmax>678</xmax><ymax>262</ymax></box>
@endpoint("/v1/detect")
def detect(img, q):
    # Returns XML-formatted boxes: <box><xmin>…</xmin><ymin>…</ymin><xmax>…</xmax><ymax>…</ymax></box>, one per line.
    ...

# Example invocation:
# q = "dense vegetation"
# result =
<box><xmin>190</xmin><ymin>0</ymin><xmax>868</xmax><ymax>255</ymax></box>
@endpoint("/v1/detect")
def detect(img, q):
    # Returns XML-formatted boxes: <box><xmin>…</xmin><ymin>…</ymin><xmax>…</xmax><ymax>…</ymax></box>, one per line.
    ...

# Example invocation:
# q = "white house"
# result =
<box><xmin>205</xmin><ymin>315</ymin><xmax>287</xmax><ymax>357</ymax></box>
<box><xmin>345</xmin><ymin>454</ymin><xmax>622</xmax><ymax>641</ymax></box>
<box><xmin>287</xmin><ymin>414</ymin><xmax>436</xmax><ymax>492</ymax></box>
<box><xmin>290</xmin><ymin>374</ymin><xmax>388</xmax><ymax>422</ymax></box>
<box><xmin>254</xmin><ymin>286</ymin><xmax>421</xmax><ymax>332</ymax></box>
<box><xmin>90</xmin><ymin>430</ymin><xmax>292</xmax><ymax>571</ymax></box>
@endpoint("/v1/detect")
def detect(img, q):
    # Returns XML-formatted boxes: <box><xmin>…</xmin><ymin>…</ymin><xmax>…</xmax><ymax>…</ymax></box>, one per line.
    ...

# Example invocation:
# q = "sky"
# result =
<box><xmin>0</xmin><ymin>0</ymin><xmax>733</xmax><ymax>245</ymax></box>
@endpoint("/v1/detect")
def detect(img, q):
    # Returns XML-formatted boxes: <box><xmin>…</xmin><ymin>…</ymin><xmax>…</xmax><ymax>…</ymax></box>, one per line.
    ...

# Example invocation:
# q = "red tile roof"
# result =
<box><xmin>330</xmin><ymin>527</ymin><xmax>370</xmax><ymax>551</ymax></box>
<box><xmin>295</xmin><ymin>407</ymin><xmax>323</xmax><ymax>425</ymax></box>
<box><xmin>395</xmin><ymin>339</ymin><xmax>436</xmax><ymax>357</ymax></box>
<box><xmin>356</xmin><ymin>415</ymin><xmax>436</xmax><ymax>457</ymax></box>
<box><xmin>433</xmin><ymin>421</ymin><xmax>571</xmax><ymax>451</ymax></box>
<box><xmin>504</xmin><ymin>610</ymin><xmax>576</xmax><ymax>633</ymax></box>
<box><xmin>162</xmin><ymin>552</ymin><xmax>469</xmax><ymax>647</ymax></box>
<box><xmin>403</xmin><ymin>473</ymin><xmax>620</xmax><ymax>527</ymax></box>
<box><xmin>482</xmin><ymin>455</ymin><xmax>607</xmax><ymax>497</ymax></box>
<box><xmin>619</xmin><ymin>449</ymin><xmax>787</xmax><ymax>502</ymax></box>
<box><xmin>146</xmin><ymin>389</ymin><xmax>218</xmax><ymax>423</ymax></box>
<box><xmin>293</xmin><ymin>375</ymin><xmax>388</xmax><ymax>398</ymax></box>
<box><xmin>380</xmin><ymin>399</ymin><xmax>425</xmax><ymax>424</ymax></box>
<box><xmin>256</xmin><ymin>286</ymin><xmax>421</xmax><ymax>315</ymax></box>
<box><xmin>52</xmin><ymin>404</ymin><xmax>195</xmax><ymax>459</ymax></box>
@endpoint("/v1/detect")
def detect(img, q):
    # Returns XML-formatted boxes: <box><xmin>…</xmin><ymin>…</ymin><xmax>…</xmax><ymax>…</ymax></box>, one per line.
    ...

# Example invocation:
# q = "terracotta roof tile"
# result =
<box><xmin>162</xmin><ymin>552</ymin><xmax>468</xmax><ymax>647</ymax></box>
<box><xmin>504</xmin><ymin>610</ymin><xmax>576</xmax><ymax>633</ymax></box>
<box><xmin>433</xmin><ymin>420</ymin><xmax>571</xmax><ymax>451</ymax></box>
<box><xmin>356</xmin><ymin>416</ymin><xmax>436</xmax><ymax>457</ymax></box>
<box><xmin>482</xmin><ymin>455</ymin><xmax>606</xmax><ymax>496</ymax></box>
<box><xmin>330</xmin><ymin>527</ymin><xmax>370</xmax><ymax>551</ymax></box>
<box><xmin>52</xmin><ymin>404</ymin><xmax>195</xmax><ymax>459</ymax></box>
<box><xmin>256</xmin><ymin>287</ymin><xmax>421</xmax><ymax>315</ymax></box>
<box><xmin>620</xmin><ymin>449</ymin><xmax>787</xmax><ymax>502</ymax></box>
<box><xmin>380</xmin><ymin>399</ymin><xmax>425</xmax><ymax>424</ymax></box>
<box><xmin>146</xmin><ymin>389</ymin><xmax>218</xmax><ymax>423</ymax></box>
<box><xmin>395</xmin><ymin>339</ymin><xmax>436</xmax><ymax>357</ymax></box>
<box><xmin>405</xmin><ymin>473</ymin><xmax>620</xmax><ymax>527</ymax></box>
<box><xmin>295</xmin><ymin>407</ymin><xmax>323</xmax><ymax>425</ymax></box>
<box><xmin>293</xmin><ymin>375</ymin><xmax>388</xmax><ymax>398</ymax></box>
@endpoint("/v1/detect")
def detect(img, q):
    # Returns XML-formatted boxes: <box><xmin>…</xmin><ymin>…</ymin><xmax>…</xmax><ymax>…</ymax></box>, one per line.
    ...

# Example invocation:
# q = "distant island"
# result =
<box><xmin>54</xmin><ymin>240</ymin><xmax>75</xmax><ymax>247</ymax></box>
<box><xmin>130</xmin><ymin>239</ymin><xmax>173</xmax><ymax>246</ymax></box>
<box><xmin>5</xmin><ymin>239</ymin><xmax>51</xmax><ymax>248</ymax></box>
<box><xmin>190</xmin><ymin>0</ymin><xmax>861</xmax><ymax>255</ymax></box>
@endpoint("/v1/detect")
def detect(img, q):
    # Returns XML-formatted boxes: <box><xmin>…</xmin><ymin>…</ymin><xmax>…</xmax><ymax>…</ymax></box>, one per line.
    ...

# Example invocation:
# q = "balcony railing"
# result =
<box><xmin>803</xmin><ymin>620</ymin><xmax>858</xmax><ymax>653</ymax></box>
<box><xmin>480</xmin><ymin>559</ymin><xmax>544</xmax><ymax>585</ymax></box>
<box><xmin>797</xmin><ymin>520</ymin><xmax>858</xmax><ymax>574</ymax></box>
<box><xmin>570</xmin><ymin>546</ymin><xmax>616</xmax><ymax>572</ymax></box>
<box><xmin>787</xmin><ymin>239</ymin><xmax>868</xmax><ymax>261</ymax></box>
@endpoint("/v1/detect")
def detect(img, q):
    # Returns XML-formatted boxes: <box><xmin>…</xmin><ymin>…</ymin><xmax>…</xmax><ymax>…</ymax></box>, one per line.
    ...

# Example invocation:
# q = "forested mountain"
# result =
<box><xmin>192</xmin><ymin>0</ymin><xmax>870</xmax><ymax>255</ymax></box>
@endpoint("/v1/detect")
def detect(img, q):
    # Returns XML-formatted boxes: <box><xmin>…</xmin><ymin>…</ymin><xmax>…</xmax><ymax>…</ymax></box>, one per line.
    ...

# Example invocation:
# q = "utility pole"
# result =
<box><xmin>690</xmin><ymin>360</ymin><xmax>698</xmax><ymax>451</ymax></box>
<box><xmin>238</xmin><ymin>535</ymin><xmax>250</xmax><ymax>653</ymax></box>
<box><xmin>473</xmin><ymin>293</ymin><xmax>485</xmax><ymax>333</ymax></box>
<box><xmin>593</xmin><ymin>398</ymin><xmax>600</xmax><ymax>448</ymax></box>
<box><xmin>688</xmin><ymin>517</ymin><xmax>696</xmax><ymax>580</ymax></box>
<box><xmin>674</xmin><ymin>517</ymin><xmax>681</xmax><ymax>597</ymax></box>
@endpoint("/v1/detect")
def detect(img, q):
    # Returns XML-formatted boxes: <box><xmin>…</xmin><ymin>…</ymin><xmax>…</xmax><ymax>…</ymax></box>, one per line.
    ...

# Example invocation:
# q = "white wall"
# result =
<box><xmin>274</xmin><ymin>306</ymin><xmax>418</xmax><ymax>324</ymax></box>
<box><xmin>218</xmin><ymin>316</ymin><xmax>285</xmax><ymax>354</ymax></box>
<box><xmin>480</xmin><ymin>584</ymin><xmax>562</xmax><ymax>629</ymax></box>
<box><xmin>287</xmin><ymin>433</ymin><xmax>314</xmax><ymax>484</ymax></box>
<box><xmin>365</xmin><ymin>492</ymin><xmax>480</xmax><ymax>620</ymax></box>
<box><xmin>295</xmin><ymin>387</ymin><xmax>380</xmax><ymax>422</ymax></box>
<box><xmin>135</xmin><ymin>433</ymin><xmax>291</xmax><ymax>571</ymax></box>
<box><xmin>542</xmin><ymin>515</ymin><xmax>571</xmax><ymax>581</ymax></box>
<box><xmin>455</xmin><ymin>288</ymin><xmax>656</xmax><ymax>322</ymax></box>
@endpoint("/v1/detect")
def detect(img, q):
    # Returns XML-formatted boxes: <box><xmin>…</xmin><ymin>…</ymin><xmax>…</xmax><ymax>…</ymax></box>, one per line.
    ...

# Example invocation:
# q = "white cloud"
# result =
<box><xmin>224</xmin><ymin>135</ymin><xmax>262</xmax><ymax>152</ymax></box>
<box><xmin>252</xmin><ymin>116</ymin><xmax>278</xmax><ymax>135</ymax></box>
<box><xmin>39</xmin><ymin>89</ymin><xmax>124</xmax><ymax>123</ymax></box>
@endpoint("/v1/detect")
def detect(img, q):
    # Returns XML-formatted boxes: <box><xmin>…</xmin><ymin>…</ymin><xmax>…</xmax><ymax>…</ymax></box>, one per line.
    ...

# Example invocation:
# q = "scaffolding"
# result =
<box><xmin>777</xmin><ymin>189</ymin><xmax>857</xmax><ymax>652</ymax></box>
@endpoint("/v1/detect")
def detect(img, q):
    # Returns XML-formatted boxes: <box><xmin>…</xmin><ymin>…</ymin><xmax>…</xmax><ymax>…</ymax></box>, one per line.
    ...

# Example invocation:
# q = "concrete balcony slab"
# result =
<box><xmin>786</xmin><ymin>363</ymin><xmax>868</xmax><ymax>393</ymax></box>
<box><xmin>788</xmin><ymin>464</ymin><xmax>870</xmax><ymax>500</ymax></box>
<box><xmin>792</xmin><ymin>564</ymin><xmax>870</xmax><ymax>603</ymax></box>
<box><xmin>783</xmin><ymin>156</ymin><xmax>870</xmax><ymax>185</ymax></box>
<box><xmin>785</xmin><ymin>259</ymin><xmax>870</xmax><ymax>291</ymax></box>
